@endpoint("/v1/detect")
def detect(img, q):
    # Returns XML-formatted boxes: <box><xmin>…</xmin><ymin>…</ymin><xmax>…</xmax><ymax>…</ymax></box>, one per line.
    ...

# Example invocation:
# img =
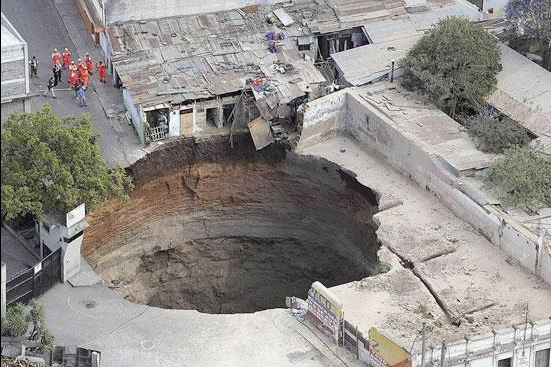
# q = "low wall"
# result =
<box><xmin>297</xmin><ymin>89</ymin><xmax>550</xmax><ymax>285</ymax></box>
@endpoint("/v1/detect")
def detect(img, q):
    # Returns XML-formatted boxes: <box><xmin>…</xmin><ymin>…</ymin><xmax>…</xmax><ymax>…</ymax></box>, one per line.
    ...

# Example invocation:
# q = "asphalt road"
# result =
<box><xmin>1</xmin><ymin>0</ymin><xmax>144</xmax><ymax>166</ymax></box>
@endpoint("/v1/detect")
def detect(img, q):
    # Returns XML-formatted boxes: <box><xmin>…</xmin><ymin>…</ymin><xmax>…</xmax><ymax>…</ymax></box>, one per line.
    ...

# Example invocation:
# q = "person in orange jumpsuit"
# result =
<box><xmin>80</xmin><ymin>70</ymin><xmax>89</xmax><ymax>88</ymax></box>
<box><xmin>96</xmin><ymin>61</ymin><xmax>107</xmax><ymax>83</ymax></box>
<box><xmin>62</xmin><ymin>48</ymin><xmax>72</xmax><ymax>70</ymax></box>
<box><xmin>69</xmin><ymin>69</ymin><xmax>78</xmax><ymax>90</ymax></box>
<box><xmin>85</xmin><ymin>53</ymin><xmax>93</xmax><ymax>75</ymax></box>
<box><xmin>68</xmin><ymin>60</ymin><xmax>77</xmax><ymax>83</ymax></box>
<box><xmin>51</xmin><ymin>48</ymin><xmax>61</xmax><ymax>65</ymax></box>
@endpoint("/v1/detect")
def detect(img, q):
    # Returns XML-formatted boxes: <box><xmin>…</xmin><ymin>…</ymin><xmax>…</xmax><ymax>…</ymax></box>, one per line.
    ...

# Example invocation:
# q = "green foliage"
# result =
<box><xmin>371</xmin><ymin>261</ymin><xmax>392</xmax><ymax>275</ymax></box>
<box><xmin>3</xmin><ymin>303</ymin><xmax>30</xmax><ymax>337</ymax></box>
<box><xmin>401</xmin><ymin>17</ymin><xmax>502</xmax><ymax>118</ymax></box>
<box><xmin>28</xmin><ymin>298</ymin><xmax>46</xmax><ymax>340</ymax></box>
<box><xmin>468</xmin><ymin>111</ymin><xmax>530</xmax><ymax>153</ymax></box>
<box><xmin>1</xmin><ymin>105</ymin><xmax>134</xmax><ymax>222</ymax></box>
<box><xmin>485</xmin><ymin>146</ymin><xmax>551</xmax><ymax>209</ymax></box>
<box><xmin>37</xmin><ymin>325</ymin><xmax>55</xmax><ymax>353</ymax></box>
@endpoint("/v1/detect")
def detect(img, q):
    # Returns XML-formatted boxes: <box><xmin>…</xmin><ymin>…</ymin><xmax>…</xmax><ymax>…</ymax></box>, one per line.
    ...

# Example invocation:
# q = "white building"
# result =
<box><xmin>1</xmin><ymin>12</ymin><xmax>30</xmax><ymax>122</ymax></box>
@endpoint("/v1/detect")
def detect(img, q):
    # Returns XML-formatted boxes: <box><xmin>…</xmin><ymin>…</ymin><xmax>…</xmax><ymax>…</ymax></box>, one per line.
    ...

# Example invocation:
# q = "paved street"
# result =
<box><xmin>40</xmin><ymin>282</ymin><xmax>360</xmax><ymax>367</ymax></box>
<box><xmin>1</xmin><ymin>0</ymin><xmax>145</xmax><ymax>167</ymax></box>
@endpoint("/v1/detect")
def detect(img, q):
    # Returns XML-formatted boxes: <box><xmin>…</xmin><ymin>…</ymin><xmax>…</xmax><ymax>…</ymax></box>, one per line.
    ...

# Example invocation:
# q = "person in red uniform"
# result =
<box><xmin>51</xmin><ymin>48</ymin><xmax>61</xmax><ymax>65</ymax></box>
<box><xmin>80</xmin><ymin>69</ymin><xmax>89</xmax><ymax>88</ymax></box>
<box><xmin>69</xmin><ymin>69</ymin><xmax>78</xmax><ymax>90</ymax></box>
<box><xmin>85</xmin><ymin>53</ymin><xmax>93</xmax><ymax>75</ymax></box>
<box><xmin>77</xmin><ymin>59</ymin><xmax>86</xmax><ymax>83</ymax></box>
<box><xmin>62</xmin><ymin>48</ymin><xmax>71</xmax><ymax>70</ymax></box>
<box><xmin>68</xmin><ymin>60</ymin><xmax>77</xmax><ymax>83</ymax></box>
<box><xmin>96</xmin><ymin>61</ymin><xmax>107</xmax><ymax>83</ymax></box>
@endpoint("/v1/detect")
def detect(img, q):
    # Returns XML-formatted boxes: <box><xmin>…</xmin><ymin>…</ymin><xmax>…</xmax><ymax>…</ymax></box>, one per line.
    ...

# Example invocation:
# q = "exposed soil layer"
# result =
<box><xmin>83</xmin><ymin>135</ymin><xmax>380</xmax><ymax>313</ymax></box>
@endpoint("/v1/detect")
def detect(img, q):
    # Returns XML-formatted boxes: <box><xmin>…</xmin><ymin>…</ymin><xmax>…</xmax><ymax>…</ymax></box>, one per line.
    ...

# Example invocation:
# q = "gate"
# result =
<box><xmin>6</xmin><ymin>248</ymin><xmax>62</xmax><ymax>305</ymax></box>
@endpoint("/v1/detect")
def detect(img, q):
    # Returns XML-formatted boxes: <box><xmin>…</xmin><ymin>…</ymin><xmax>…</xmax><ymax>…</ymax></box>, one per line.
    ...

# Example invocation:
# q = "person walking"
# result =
<box><xmin>53</xmin><ymin>62</ymin><xmax>62</xmax><ymax>86</ymax></box>
<box><xmin>74</xmin><ymin>82</ymin><xmax>82</xmax><ymax>99</ymax></box>
<box><xmin>62</xmin><ymin>48</ymin><xmax>72</xmax><ymax>70</ymax></box>
<box><xmin>43</xmin><ymin>76</ymin><xmax>56</xmax><ymax>98</ymax></box>
<box><xmin>29</xmin><ymin>56</ymin><xmax>38</xmax><ymax>78</ymax></box>
<box><xmin>96</xmin><ymin>61</ymin><xmax>107</xmax><ymax>83</ymax></box>
<box><xmin>51</xmin><ymin>48</ymin><xmax>61</xmax><ymax>65</ymax></box>
<box><xmin>77</xmin><ymin>85</ymin><xmax>87</xmax><ymax>107</ymax></box>
<box><xmin>85</xmin><ymin>53</ymin><xmax>93</xmax><ymax>75</ymax></box>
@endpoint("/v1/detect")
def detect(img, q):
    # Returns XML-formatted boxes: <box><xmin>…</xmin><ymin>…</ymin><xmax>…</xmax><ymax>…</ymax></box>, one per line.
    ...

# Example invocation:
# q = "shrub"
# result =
<box><xmin>485</xmin><ymin>146</ymin><xmax>551</xmax><ymax>209</ymax></box>
<box><xmin>468</xmin><ymin>112</ymin><xmax>530</xmax><ymax>153</ymax></box>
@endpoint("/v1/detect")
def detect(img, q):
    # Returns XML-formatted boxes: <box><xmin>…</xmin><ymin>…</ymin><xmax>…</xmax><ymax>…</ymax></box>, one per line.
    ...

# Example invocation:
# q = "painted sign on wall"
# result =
<box><xmin>66</xmin><ymin>203</ymin><xmax>85</xmax><ymax>228</ymax></box>
<box><xmin>369</xmin><ymin>327</ymin><xmax>411</xmax><ymax>367</ymax></box>
<box><xmin>306</xmin><ymin>281</ymin><xmax>343</xmax><ymax>342</ymax></box>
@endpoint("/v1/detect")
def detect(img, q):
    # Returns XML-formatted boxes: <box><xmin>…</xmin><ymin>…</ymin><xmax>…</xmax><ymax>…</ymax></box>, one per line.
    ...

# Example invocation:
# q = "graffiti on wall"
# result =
<box><xmin>369</xmin><ymin>327</ymin><xmax>411</xmax><ymax>367</ymax></box>
<box><xmin>306</xmin><ymin>281</ymin><xmax>343</xmax><ymax>342</ymax></box>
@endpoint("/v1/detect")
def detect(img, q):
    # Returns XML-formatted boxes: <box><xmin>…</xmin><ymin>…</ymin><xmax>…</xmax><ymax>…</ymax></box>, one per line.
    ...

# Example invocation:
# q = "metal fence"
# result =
<box><xmin>146</xmin><ymin>126</ymin><xmax>168</xmax><ymax>142</ymax></box>
<box><xmin>5</xmin><ymin>247</ymin><xmax>62</xmax><ymax>305</ymax></box>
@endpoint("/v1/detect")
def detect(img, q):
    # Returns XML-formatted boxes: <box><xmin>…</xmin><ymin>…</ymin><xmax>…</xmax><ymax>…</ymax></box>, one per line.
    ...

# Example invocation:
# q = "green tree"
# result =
<box><xmin>506</xmin><ymin>0</ymin><xmax>551</xmax><ymax>70</ymax></box>
<box><xmin>401</xmin><ymin>17</ymin><xmax>502</xmax><ymax>118</ymax></box>
<box><xmin>485</xmin><ymin>146</ymin><xmax>551</xmax><ymax>209</ymax></box>
<box><xmin>1</xmin><ymin>105</ymin><xmax>133</xmax><ymax>222</ymax></box>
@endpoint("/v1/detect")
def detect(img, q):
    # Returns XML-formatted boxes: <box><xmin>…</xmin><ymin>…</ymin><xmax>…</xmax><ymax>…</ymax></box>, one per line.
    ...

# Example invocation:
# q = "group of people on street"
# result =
<box><xmin>32</xmin><ymin>48</ymin><xmax>108</xmax><ymax>107</ymax></box>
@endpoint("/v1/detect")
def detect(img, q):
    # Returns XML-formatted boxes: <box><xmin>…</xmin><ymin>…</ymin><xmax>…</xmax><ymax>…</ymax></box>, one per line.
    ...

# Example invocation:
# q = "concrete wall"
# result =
<box><xmin>1</xmin><ymin>262</ymin><xmax>6</xmax><ymax>318</ymax></box>
<box><xmin>1</xmin><ymin>99</ymin><xmax>25</xmax><ymax>122</ymax></box>
<box><xmin>94</xmin><ymin>0</ymin><xmax>285</xmax><ymax>24</ymax></box>
<box><xmin>40</xmin><ymin>220</ymin><xmax>86</xmax><ymax>282</ymax></box>
<box><xmin>410</xmin><ymin>320</ymin><xmax>551</xmax><ymax>367</ymax></box>
<box><xmin>123</xmin><ymin>88</ymin><xmax>146</xmax><ymax>144</ymax></box>
<box><xmin>297</xmin><ymin>89</ymin><xmax>550</xmax><ymax>285</ymax></box>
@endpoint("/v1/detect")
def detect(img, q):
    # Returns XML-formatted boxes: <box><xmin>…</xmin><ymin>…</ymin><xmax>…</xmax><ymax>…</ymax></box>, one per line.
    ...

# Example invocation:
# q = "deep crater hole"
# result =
<box><xmin>83</xmin><ymin>141</ymin><xmax>380</xmax><ymax>314</ymax></box>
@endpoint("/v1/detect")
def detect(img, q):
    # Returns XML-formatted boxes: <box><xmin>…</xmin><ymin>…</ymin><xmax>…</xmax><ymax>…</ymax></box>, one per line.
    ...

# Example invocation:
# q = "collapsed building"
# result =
<box><xmin>98</xmin><ymin>0</ymin><xmax>482</xmax><ymax>147</ymax></box>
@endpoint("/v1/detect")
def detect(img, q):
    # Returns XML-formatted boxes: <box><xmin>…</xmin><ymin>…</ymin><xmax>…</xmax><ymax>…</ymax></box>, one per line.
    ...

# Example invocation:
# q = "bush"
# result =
<box><xmin>3</xmin><ymin>303</ymin><xmax>30</xmax><ymax>337</ymax></box>
<box><xmin>468</xmin><ymin>112</ymin><xmax>530</xmax><ymax>153</ymax></box>
<box><xmin>401</xmin><ymin>17</ymin><xmax>501</xmax><ymax>118</ymax></box>
<box><xmin>485</xmin><ymin>146</ymin><xmax>551</xmax><ymax>209</ymax></box>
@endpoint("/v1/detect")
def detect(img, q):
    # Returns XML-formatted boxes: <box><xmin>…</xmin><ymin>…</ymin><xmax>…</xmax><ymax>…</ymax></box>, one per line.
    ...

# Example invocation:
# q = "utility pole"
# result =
<box><xmin>421</xmin><ymin>322</ymin><xmax>427</xmax><ymax>367</ymax></box>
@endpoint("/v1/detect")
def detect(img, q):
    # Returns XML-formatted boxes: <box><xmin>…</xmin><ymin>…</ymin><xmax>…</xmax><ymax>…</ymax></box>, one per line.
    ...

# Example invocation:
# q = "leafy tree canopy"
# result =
<box><xmin>506</xmin><ymin>0</ymin><xmax>551</xmax><ymax>43</ymax></box>
<box><xmin>506</xmin><ymin>0</ymin><xmax>551</xmax><ymax>70</ymax></box>
<box><xmin>1</xmin><ymin>105</ymin><xmax>133</xmax><ymax>222</ymax></box>
<box><xmin>485</xmin><ymin>146</ymin><xmax>551</xmax><ymax>209</ymax></box>
<box><xmin>401</xmin><ymin>17</ymin><xmax>502</xmax><ymax>118</ymax></box>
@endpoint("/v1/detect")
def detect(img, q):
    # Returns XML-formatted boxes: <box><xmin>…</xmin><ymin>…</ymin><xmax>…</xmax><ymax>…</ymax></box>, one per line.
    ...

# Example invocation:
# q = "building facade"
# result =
<box><xmin>1</xmin><ymin>12</ymin><xmax>30</xmax><ymax>122</ymax></box>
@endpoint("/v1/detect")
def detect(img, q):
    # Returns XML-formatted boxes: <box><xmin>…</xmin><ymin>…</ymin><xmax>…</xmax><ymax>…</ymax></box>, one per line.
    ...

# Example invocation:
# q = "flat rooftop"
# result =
<box><xmin>357</xmin><ymin>83</ymin><xmax>496</xmax><ymax>172</ymax></box>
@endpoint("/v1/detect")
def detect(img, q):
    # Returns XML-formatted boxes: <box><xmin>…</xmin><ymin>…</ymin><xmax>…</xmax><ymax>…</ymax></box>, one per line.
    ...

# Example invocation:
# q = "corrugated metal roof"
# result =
<box><xmin>109</xmin><ymin>4</ymin><xmax>326</xmax><ymax>108</ymax></box>
<box><xmin>487</xmin><ymin>44</ymin><xmax>551</xmax><ymax>137</ymax></box>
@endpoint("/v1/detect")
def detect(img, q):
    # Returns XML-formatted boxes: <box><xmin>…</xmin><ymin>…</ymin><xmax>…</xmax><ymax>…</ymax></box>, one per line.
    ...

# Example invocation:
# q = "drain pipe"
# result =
<box><xmin>390</xmin><ymin>59</ymin><xmax>395</xmax><ymax>83</ymax></box>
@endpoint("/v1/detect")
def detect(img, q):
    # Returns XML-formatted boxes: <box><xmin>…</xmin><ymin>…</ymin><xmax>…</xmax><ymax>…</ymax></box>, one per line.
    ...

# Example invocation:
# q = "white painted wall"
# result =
<box><xmin>168</xmin><ymin>110</ymin><xmax>180</xmax><ymax>137</ymax></box>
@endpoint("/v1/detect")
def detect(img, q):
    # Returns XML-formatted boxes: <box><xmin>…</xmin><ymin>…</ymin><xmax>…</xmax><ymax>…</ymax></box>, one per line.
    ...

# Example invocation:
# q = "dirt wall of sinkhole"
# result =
<box><xmin>82</xmin><ymin>135</ymin><xmax>380</xmax><ymax>313</ymax></box>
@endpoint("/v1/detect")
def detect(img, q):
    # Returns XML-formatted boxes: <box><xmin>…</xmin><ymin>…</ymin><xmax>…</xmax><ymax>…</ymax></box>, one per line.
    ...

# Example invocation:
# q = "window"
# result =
<box><xmin>535</xmin><ymin>349</ymin><xmax>550</xmax><ymax>367</ymax></box>
<box><xmin>498</xmin><ymin>358</ymin><xmax>511</xmax><ymax>367</ymax></box>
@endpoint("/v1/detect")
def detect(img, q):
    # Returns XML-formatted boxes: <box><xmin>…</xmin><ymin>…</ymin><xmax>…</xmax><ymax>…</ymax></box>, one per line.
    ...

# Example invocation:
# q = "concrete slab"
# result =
<box><xmin>68</xmin><ymin>256</ymin><xmax>101</xmax><ymax>287</ymax></box>
<box><xmin>297</xmin><ymin>134</ymin><xmax>551</xmax><ymax>348</ymax></box>
<box><xmin>40</xmin><ymin>283</ymin><xmax>348</xmax><ymax>367</ymax></box>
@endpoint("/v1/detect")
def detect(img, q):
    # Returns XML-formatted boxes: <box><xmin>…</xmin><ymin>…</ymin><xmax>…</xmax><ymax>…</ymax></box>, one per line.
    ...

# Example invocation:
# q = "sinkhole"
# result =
<box><xmin>82</xmin><ymin>136</ymin><xmax>380</xmax><ymax>314</ymax></box>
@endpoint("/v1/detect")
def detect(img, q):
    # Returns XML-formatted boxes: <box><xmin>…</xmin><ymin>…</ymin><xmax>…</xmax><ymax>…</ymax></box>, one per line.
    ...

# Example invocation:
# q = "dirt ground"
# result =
<box><xmin>83</xmin><ymin>135</ymin><xmax>380</xmax><ymax>313</ymax></box>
